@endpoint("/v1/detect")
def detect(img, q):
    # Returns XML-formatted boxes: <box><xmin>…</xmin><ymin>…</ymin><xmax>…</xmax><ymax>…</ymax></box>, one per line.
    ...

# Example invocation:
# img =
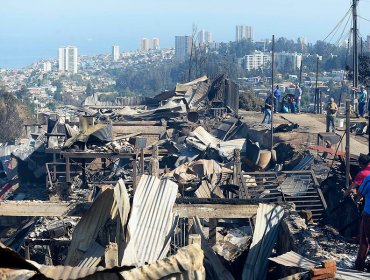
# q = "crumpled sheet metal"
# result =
<box><xmin>122</xmin><ymin>175</ymin><xmax>178</xmax><ymax>267</ymax></box>
<box><xmin>64</xmin><ymin>187</ymin><xmax>115</xmax><ymax>266</ymax></box>
<box><xmin>0</xmin><ymin>242</ymin><xmax>204</xmax><ymax>280</ymax></box>
<box><xmin>65</xmin><ymin>179</ymin><xmax>130</xmax><ymax>266</ymax></box>
<box><xmin>63</xmin><ymin>123</ymin><xmax>111</xmax><ymax>148</ymax></box>
<box><xmin>186</xmin><ymin>126</ymin><xmax>246</xmax><ymax>160</ymax></box>
<box><xmin>192</xmin><ymin>217</ymin><xmax>235</xmax><ymax>280</ymax></box>
<box><xmin>242</xmin><ymin>203</ymin><xmax>284</xmax><ymax>280</ymax></box>
<box><xmin>167</xmin><ymin>159</ymin><xmax>222</xmax><ymax>186</ymax></box>
<box><xmin>269</xmin><ymin>251</ymin><xmax>370</xmax><ymax>280</ymax></box>
<box><xmin>121</xmin><ymin>244</ymin><xmax>205</xmax><ymax>280</ymax></box>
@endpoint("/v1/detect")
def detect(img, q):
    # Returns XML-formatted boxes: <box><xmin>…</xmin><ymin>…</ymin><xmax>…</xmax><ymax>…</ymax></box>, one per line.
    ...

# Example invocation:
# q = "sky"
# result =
<box><xmin>0</xmin><ymin>0</ymin><xmax>369</xmax><ymax>69</ymax></box>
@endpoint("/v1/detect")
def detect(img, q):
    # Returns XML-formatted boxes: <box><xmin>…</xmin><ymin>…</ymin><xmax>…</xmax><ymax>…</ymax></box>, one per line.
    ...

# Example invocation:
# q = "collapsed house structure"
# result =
<box><xmin>0</xmin><ymin>75</ymin><xmax>369</xmax><ymax>279</ymax></box>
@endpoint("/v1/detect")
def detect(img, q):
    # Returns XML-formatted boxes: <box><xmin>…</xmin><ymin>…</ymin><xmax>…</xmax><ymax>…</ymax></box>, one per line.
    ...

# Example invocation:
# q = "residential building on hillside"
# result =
<box><xmin>175</xmin><ymin>36</ymin><xmax>192</xmax><ymax>61</ymax></box>
<box><xmin>236</xmin><ymin>25</ymin><xmax>253</xmax><ymax>42</ymax></box>
<box><xmin>151</xmin><ymin>38</ymin><xmax>160</xmax><ymax>50</ymax></box>
<box><xmin>274</xmin><ymin>52</ymin><xmax>302</xmax><ymax>72</ymax></box>
<box><xmin>112</xmin><ymin>45</ymin><xmax>120</xmax><ymax>62</ymax></box>
<box><xmin>197</xmin><ymin>30</ymin><xmax>212</xmax><ymax>45</ymax></box>
<box><xmin>244</xmin><ymin>51</ymin><xmax>271</xmax><ymax>71</ymax></box>
<box><xmin>58</xmin><ymin>46</ymin><xmax>78</xmax><ymax>73</ymax></box>
<box><xmin>140</xmin><ymin>38</ymin><xmax>149</xmax><ymax>52</ymax></box>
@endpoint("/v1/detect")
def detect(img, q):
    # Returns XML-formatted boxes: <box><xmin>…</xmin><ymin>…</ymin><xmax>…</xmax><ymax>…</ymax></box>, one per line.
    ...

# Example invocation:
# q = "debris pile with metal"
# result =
<box><xmin>0</xmin><ymin>75</ymin><xmax>370</xmax><ymax>279</ymax></box>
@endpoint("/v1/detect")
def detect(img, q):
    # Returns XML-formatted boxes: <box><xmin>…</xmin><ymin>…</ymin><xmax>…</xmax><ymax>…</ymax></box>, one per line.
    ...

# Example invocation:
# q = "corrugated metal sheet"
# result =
<box><xmin>269</xmin><ymin>251</ymin><xmax>370</xmax><ymax>280</ymax></box>
<box><xmin>65</xmin><ymin>179</ymin><xmax>130</xmax><ymax>267</ymax></box>
<box><xmin>65</xmin><ymin>188</ymin><xmax>115</xmax><ymax>266</ymax></box>
<box><xmin>193</xmin><ymin>217</ymin><xmax>234</xmax><ymax>280</ymax></box>
<box><xmin>113</xmin><ymin>179</ymin><xmax>131</xmax><ymax>264</ymax></box>
<box><xmin>0</xmin><ymin>243</ymin><xmax>203</xmax><ymax>280</ymax></box>
<box><xmin>122</xmin><ymin>175</ymin><xmax>178</xmax><ymax>266</ymax></box>
<box><xmin>38</xmin><ymin>265</ymin><xmax>103</xmax><ymax>280</ymax></box>
<box><xmin>77</xmin><ymin>241</ymin><xmax>104</xmax><ymax>268</ymax></box>
<box><xmin>187</xmin><ymin>82</ymin><xmax>209</xmax><ymax>109</ymax></box>
<box><xmin>0</xmin><ymin>268</ymin><xmax>36</xmax><ymax>280</ymax></box>
<box><xmin>121</xmin><ymin>244</ymin><xmax>205</xmax><ymax>280</ymax></box>
<box><xmin>187</xmin><ymin>126</ymin><xmax>247</xmax><ymax>159</ymax></box>
<box><xmin>242</xmin><ymin>203</ymin><xmax>284</xmax><ymax>280</ymax></box>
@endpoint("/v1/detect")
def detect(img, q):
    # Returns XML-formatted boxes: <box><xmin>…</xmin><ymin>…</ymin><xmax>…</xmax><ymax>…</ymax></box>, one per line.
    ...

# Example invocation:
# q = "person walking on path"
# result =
<box><xmin>261</xmin><ymin>95</ymin><xmax>273</xmax><ymax>124</ymax></box>
<box><xmin>273</xmin><ymin>85</ymin><xmax>280</xmax><ymax>113</ymax></box>
<box><xmin>358</xmin><ymin>86</ymin><xmax>367</xmax><ymax>118</ymax></box>
<box><xmin>325</xmin><ymin>98</ymin><xmax>338</xmax><ymax>132</ymax></box>
<box><xmin>294</xmin><ymin>84</ymin><xmax>302</xmax><ymax>113</ymax></box>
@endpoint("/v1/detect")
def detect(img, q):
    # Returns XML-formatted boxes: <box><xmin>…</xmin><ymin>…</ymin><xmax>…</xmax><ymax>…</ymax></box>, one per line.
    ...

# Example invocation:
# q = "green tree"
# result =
<box><xmin>54</xmin><ymin>91</ymin><xmax>63</xmax><ymax>102</ymax></box>
<box><xmin>85</xmin><ymin>82</ymin><xmax>94</xmax><ymax>96</ymax></box>
<box><xmin>47</xmin><ymin>102</ymin><xmax>56</xmax><ymax>111</ymax></box>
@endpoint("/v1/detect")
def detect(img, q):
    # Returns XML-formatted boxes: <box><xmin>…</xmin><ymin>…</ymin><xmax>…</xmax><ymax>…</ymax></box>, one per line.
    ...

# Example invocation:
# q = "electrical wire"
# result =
<box><xmin>323</xmin><ymin>8</ymin><xmax>352</xmax><ymax>43</ymax></box>
<box><xmin>357</xmin><ymin>15</ymin><xmax>370</xmax><ymax>22</ymax></box>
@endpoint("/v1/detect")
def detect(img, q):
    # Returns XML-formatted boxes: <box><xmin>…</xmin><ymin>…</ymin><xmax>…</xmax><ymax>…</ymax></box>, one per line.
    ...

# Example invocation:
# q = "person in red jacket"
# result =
<box><xmin>344</xmin><ymin>154</ymin><xmax>370</xmax><ymax>197</ymax></box>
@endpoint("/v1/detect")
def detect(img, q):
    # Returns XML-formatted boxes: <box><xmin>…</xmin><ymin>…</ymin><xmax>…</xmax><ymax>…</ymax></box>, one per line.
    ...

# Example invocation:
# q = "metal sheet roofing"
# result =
<box><xmin>187</xmin><ymin>126</ymin><xmax>247</xmax><ymax>159</ymax></box>
<box><xmin>121</xmin><ymin>244</ymin><xmax>205</xmax><ymax>280</ymax></box>
<box><xmin>122</xmin><ymin>175</ymin><xmax>178</xmax><ymax>266</ymax></box>
<box><xmin>242</xmin><ymin>203</ymin><xmax>284</xmax><ymax>280</ymax></box>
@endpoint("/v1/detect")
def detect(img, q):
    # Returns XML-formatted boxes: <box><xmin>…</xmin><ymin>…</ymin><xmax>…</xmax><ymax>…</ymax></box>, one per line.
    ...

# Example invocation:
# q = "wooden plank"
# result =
<box><xmin>173</xmin><ymin>203</ymin><xmax>259</xmax><ymax>218</ymax></box>
<box><xmin>61</xmin><ymin>152</ymin><xmax>135</xmax><ymax>159</ymax></box>
<box><xmin>0</xmin><ymin>201</ymin><xmax>72</xmax><ymax>216</ymax></box>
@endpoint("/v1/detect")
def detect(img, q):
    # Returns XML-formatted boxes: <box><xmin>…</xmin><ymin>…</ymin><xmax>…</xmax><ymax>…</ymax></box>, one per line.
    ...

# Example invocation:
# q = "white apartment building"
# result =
<box><xmin>197</xmin><ymin>30</ymin><xmax>212</xmax><ymax>45</ymax></box>
<box><xmin>236</xmin><ymin>25</ymin><xmax>253</xmax><ymax>42</ymax></box>
<box><xmin>112</xmin><ymin>45</ymin><xmax>120</xmax><ymax>62</ymax></box>
<box><xmin>244</xmin><ymin>51</ymin><xmax>271</xmax><ymax>71</ymax></box>
<box><xmin>42</xmin><ymin>62</ymin><xmax>52</xmax><ymax>72</ymax></box>
<box><xmin>274</xmin><ymin>52</ymin><xmax>302</xmax><ymax>72</ymax></box>
<box><xmin>58</xmin><ymin>46</ymin><xmax>78</xmax><ymax>73</ymax></box>
<box><xmin>140</xmin><ymin>38</ymin><xmax>149</xmax><ymax>51</ymax></box>
<box><xmin>150</xmin><ymin>38</ymin><xmax>160</xmax><ymax>50</ymax></box>
<box><xmin>175</xmin><ymin>35</ymin><xmax>193</xmax><ymax>61</ymax></box>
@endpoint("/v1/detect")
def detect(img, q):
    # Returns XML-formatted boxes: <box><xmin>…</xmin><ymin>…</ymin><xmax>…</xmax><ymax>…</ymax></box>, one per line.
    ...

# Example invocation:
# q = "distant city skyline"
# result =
<box><xmin>1</xmin><ymin>0</ymin><xmax>369</xmax><ymax>69</ymax></box>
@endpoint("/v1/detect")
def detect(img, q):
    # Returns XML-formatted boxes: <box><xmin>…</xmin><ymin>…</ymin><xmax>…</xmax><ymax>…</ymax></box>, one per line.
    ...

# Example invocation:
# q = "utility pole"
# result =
<box><xmin>345</xmin><ymin>100</ymin><xmax>351</xmax><ymax>190</ymax></box>
<box><xmin>315</xmin><ymin>56</ymin><xmax>319</xmax><ymax>114</ymax></box>
<box><xmin>299</xmin><ymin>58</ymin><xmax>303</xmax><ymax>86</ymax></box>
<box><xmin>271</xmin><ymin>35</ymin><xmax>275</xmax><ymax>153</ymax></box>
<box><xmin>352</xmin><ymin>0</ymin><xmax>359</xmax><ymax>115</ymax></box>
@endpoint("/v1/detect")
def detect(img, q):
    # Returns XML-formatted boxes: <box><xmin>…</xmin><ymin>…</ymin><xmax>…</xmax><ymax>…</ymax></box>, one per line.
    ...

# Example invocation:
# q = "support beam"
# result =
<box><xmin>0</xmin><ymin>201</ymin><xmax>260</xmax><ymax>219</ymax></box>
<box><xmin>173</xmin><ymin>203</ymin><xmax>259</xmax><ymax>219</ymax></box>
<box><xmin>0</xmin><ymin>201</ymin><xmax>73</xmax><ymax>216</ymax></box>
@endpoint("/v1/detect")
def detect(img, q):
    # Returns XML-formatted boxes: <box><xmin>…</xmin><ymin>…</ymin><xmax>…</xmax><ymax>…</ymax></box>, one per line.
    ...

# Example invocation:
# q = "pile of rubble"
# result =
<box><xmin>0</xmin><ymin>75</ymin><xmax>369</xmax><ymax>279</ymax></box>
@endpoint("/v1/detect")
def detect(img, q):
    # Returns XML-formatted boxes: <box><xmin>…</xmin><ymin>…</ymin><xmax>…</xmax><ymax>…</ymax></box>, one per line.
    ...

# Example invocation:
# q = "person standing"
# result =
<box><xmin>325</xmin><ymin>98</ymin><xmax>338</xmax><ymax>132</ymax></box>
<box><xmin>294</xmin><ymin>84</ymin><xmax>302</xmax><ymax>113</ymax></box>
<box><xmin>273</xmin><ymin>85</ymin><xmax>280</xmax><ymax>113</ymax></box>
<box><xmin>344</xmin><ymin>154</ymin><xmax>370</xmax><ymax>197</ymax></box>
<box><xmin>354</xmin><ymin>173</ymin><xmax>370</xmax><ymax>271</ymax></box>
<box><xmin>358</xmin><ymin>86</ymin><xmax>367</xmax><ymax>118</ymax></box>
<box><xmin>261</xmin><ymin>95</ymin><xmax>272</xmax><ymax>124</ymax></box>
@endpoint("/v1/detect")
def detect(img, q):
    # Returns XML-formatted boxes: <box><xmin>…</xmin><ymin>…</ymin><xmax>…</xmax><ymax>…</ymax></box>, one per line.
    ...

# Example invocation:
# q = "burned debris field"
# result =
<box><xmin>0</xmin><ymin>75</ymin><xmax>369</xmax><ymax>280</ymax></box>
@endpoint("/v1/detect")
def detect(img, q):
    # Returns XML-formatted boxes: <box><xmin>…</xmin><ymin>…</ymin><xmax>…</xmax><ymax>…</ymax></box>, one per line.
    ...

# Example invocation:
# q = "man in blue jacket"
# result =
<box><xmin>273</xmin><ymin>85</ymin><xmax>280</xmax><ymax>113</ymax></box>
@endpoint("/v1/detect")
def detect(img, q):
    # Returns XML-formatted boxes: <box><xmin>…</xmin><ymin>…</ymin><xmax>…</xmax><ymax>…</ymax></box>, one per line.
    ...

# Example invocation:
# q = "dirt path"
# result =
<box><xmin>279</xmin><ymin>113</ymin><xmax>367</xmax><ymax>156</ymax></box>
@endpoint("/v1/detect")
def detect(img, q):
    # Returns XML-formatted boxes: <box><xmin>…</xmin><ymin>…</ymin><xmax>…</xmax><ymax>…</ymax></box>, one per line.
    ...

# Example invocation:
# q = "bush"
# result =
<box><xmin>239</xmin><ymin>90</ymin><xmax>264</xmax><ymax>111</ymax></box>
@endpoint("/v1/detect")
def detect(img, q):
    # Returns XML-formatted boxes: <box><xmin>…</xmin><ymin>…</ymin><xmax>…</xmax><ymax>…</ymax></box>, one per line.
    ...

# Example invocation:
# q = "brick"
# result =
<box><xmin>311</xmin><ymin>273</ymin><xmax>336</xmax><ymax>280</ymax></box>
<box><xmin>321</xmin><ymin>260</ymin><xmax>336</xmax><ymax>268</ymax></box>
<box><xmin>310</xmin><ymin>266</ymin><xmax>337</xmax><ymax>276</ymax></box>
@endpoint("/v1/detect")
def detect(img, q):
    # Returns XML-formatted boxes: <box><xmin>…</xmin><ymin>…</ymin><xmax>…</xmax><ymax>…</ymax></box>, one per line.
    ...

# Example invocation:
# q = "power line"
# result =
<box><xmin>358</xmin><ymin>15</ymin><xmax>370</xmax><ymax>22</ymax></box>
<box><xmin>323</xmin><ymin>8</ymin><xmax>352</xmax><ymax>43</ymax></box>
